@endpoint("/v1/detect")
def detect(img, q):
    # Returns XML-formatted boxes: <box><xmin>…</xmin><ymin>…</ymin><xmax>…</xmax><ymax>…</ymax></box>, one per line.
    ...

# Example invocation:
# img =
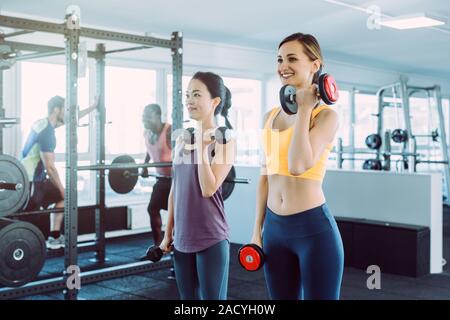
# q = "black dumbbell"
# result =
<box><xmin>391</xmin><ymin>129</ymin><xmax>408</xmax><ymax>143</ymax></box>
<box><xmin>363</xmin><ymin>159</ymin><xmax>382</xmax><ymax>171</ymax></box>
<box><xmin>365</xmin><ymin>133</ymin><xmax>382</xmax><ymax>150</ymax></box>
<box><xmin>183</xmin><ymin>126</ymin><xmax>232</xmax><ymax>149</ymax></box>
<box><xmin>145</xmin><ymin>245</ymin><xmax>163</xmax><ymax>262</ymax></box>
<box><xmin>238</xmin><ymin>243</ymin><xmax>265</xmax><ymax>272</ymax></box>
<box><xmin>279</xmin><ymin>73</ymin><xmax>339</xmax><ymax>115</ymax></box>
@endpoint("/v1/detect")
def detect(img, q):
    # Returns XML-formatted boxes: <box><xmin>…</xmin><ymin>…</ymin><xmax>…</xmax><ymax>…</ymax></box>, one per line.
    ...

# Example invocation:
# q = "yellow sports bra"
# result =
<box><xmin>262</xmin><ymin>105</ymin><xmax>333</xmax><ymax>181</ymax></box>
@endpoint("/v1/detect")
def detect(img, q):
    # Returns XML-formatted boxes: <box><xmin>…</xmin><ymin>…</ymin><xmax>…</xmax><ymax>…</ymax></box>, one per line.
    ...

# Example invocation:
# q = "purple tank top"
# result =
<box><xmin>172</xmin><ymin>143</ymin><xmax>230</xmax><ymax>253</ymax></box>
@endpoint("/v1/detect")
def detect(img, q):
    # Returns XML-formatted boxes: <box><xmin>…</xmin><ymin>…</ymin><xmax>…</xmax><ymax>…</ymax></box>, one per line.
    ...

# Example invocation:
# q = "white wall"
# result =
<box><xmin>323</xmin><ymin>169</ymin><xmax>442</xmax><ymax>274</ymax></box>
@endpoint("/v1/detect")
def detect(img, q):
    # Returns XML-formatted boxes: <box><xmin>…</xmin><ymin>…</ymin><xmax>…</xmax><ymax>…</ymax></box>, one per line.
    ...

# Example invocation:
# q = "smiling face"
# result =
<box><xmin>185</xmin><ymin>78</ymin><xmax>221</xmax><ymax>123</ymax></box>
<box><xmin>277</xmin><ymin>40</ymin><xmax>321</xmax><ymax>89</ymax></box>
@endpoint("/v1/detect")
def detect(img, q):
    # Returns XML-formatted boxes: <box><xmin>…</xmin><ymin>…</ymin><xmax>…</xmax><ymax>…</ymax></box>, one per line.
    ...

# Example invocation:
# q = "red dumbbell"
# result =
<box><xmin>280</xmin><ymin>73</ymin><xmax>339</xmax><ymax>115</ymax></box>
<box><xmin>238</xmin><ymin>243</ymin><xmax>265</xmax><ymax>272</ymax></box>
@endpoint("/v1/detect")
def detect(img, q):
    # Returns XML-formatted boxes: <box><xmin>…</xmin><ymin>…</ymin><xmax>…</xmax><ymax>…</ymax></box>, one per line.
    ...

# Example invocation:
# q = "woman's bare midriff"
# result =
<box><xmin>267</xmin><ymin>174</ymin><xmax>325</xmax><ymax>215</ymax></box>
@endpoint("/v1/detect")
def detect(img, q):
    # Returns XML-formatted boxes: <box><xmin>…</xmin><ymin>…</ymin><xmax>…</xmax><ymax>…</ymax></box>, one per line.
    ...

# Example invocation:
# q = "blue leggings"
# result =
<box><xmin>263</xmin><ymin>204</ymin><xmax>344</xmax><ymax>300</ymax></box>
<box><xmin>173</xmin><ymin>239</ymin><xmax>230</xmax><ymax>300</ymax></box>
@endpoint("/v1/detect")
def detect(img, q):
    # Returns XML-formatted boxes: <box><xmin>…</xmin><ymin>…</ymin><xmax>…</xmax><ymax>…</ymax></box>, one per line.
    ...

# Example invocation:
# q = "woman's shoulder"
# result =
<box><xmin>313</xmin><ymin>104</ymin><xmax>337</xmax><ymax>118</ymax></box>
<box><xmin>311</xmin><ymin>105</ymin><xmax>338</xmax><ymax>128</ymax></box>
<box><xmin>262</xmin><ymin>107</ymin><xmax>281</xmax><ymax>127</ymax></box>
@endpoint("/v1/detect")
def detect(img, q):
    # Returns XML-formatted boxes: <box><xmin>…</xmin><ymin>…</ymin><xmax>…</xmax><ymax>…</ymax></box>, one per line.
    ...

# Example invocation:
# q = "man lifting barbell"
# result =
<box><xmin>20</xmin><ymin>95</ymin><xmax>99</xmax><ymax>249</ymax></box>
<box><xmin>140</xmin><ymin>103</ymin><xmax>172</xmax><ymax>258</ymax></box>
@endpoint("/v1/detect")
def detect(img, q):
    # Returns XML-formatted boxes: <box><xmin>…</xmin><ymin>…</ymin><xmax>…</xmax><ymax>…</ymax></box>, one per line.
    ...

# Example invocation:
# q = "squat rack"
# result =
<box><xmin>375</xmin><ymin>77</ymin><xmax>450</xmax><ymax>200</ymax></box>
<box><xmin>0</xmin><ymin>7</ymin><xmax>183</xmax><ymax>300</ymax></box>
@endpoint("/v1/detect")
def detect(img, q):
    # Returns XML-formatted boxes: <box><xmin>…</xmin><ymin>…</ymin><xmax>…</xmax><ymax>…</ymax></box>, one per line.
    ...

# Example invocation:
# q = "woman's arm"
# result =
<box><xmin>160</xmin><ymin>135</ymin><xmax>184</xmax><ymax>252</ymax></box>
<box><xmin>288</xmin><ymin>86</ymin><xmax>338</xmax><ymax>175</ymax></box>
<box><xmin>251</xmin><ymin>174</ymin><xmax>268</xmax><ymax>247</ymax></box>
<box><xmin>160</xmin><ymin>183</ymin><xmax>174</xmax><ymax>252</ymax></box>
<box><xmin>165</xmin><ymin>184</ymin><xmax>174</xmax><ymax>237</ymax></box>
<box><xmin>197</xmin><ymin>135</ymin><xmax>236</xmax><ymax>198</ymax></box>
<box><xmin>251</xmin><ymin>110</ymin><xmax>272</xmax><ymax>246</ymax></box>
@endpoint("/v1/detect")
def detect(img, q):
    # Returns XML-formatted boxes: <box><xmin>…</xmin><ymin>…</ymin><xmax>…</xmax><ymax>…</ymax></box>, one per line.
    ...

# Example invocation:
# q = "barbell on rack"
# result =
<box><xmin>0</xmin><ymin>153</ymin><xmax>250</xmax><ymax>218</ymax></box>
<box><xmin>332</xmin><ymin>149</ymin><xmax>449</xmax><ymax>169</ymax></box>
<box><xmin>332</xmin><ymin>149</ymin><xmax>421</xmax><ymax>157</ymax></box>
<box><xmin>106</xmin><ymin>155</ymin><xmax>250</xmax><ymax>200</ymax></box>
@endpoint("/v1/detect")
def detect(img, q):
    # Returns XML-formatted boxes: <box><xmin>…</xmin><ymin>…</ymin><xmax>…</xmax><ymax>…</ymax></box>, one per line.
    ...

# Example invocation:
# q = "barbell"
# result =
<box><xmin>332</xmin><ymin>149</ymin><xmax>420</xmax><ymax>157</ymax></box>
<box><xmin>0</xmin><ymin>153</ymin><xmax>250</xmax><ymax>217</ymax></box>
<box><xmin>107</xmin><ymin>155</ymin><xmax>250</xmax><ymax>200</ymax></box>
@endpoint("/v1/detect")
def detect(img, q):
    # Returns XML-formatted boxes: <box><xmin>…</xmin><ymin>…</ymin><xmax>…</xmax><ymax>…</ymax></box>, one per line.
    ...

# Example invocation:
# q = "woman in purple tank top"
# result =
<box><xmin>159</xmin><ymin>71</ymin><xmax>235</xmax><ymax>300</ymax></box>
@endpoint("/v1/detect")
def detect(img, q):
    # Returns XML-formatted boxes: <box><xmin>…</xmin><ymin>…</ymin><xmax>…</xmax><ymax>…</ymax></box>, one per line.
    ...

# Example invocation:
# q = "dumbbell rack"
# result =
<box><xmin>375</xmin><ymin>77</ymin><xmax>450</xmax><ymax>203</ymax></box>
<box><xmin>0</xmin><ymin>8</ymin><xmax>183</xmax><ymax>300</ymax></box>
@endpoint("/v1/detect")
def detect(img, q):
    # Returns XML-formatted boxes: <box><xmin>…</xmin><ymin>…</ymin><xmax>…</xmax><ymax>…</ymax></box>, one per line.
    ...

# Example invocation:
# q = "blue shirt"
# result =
<box><xmin>21</xmin><ymin>118</ymin><xmax>56</xmax><ymax>182</ymax></box>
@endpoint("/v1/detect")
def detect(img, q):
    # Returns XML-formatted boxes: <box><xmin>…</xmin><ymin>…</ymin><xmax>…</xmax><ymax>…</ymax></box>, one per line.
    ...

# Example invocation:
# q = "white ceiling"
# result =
<box><xmin>1</xmin><ymin>0</ymin><xmax>449</xmax><ymax>77</ymax></box>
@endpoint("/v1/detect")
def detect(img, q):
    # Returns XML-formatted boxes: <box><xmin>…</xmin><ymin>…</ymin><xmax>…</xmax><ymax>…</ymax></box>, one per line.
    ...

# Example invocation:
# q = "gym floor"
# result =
<box><xmin>16</xmin><ymin>206</ymin><xmax>450</xmax><ymax>300</ymax></box>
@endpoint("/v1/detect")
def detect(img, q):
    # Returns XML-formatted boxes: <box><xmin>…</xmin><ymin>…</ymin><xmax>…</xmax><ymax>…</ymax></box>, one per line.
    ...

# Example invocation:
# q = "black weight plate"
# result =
<box><xmin>365</xmin><ymin>134</ymin><xmax>382</xmax><ymax>150</ymax></box>
<box><xmin>363</xmin><ymin>159</ymin><xmax>382</xmax><ymax>171</ymax></box>
<box><xmin>0</xmin><ymin>219</ymin><xmax>46</xmax><ymax>287</ymax></box>
<box><xmin>108</xmin><ymin>155</ymin><xmax>138</xmax><ymax>194</ymax></box>
<box><xmin>222</xmin><ymin>166</ymin><xmax>236</xmax><ymax>201</ymax></box>
<box><xmin>279</xmin><ymin>85</ymin><xmax>298</xmax><ymax>115</ymax></box>
<box><xmin>0</xmin><ymin>155</ymin><xmax>29</xmax><ymax>217</ymax></box>
<box><xmin>392</xmin><ymin>129</ymin><xmax>408</xmax><ymax>143</ymax></box>
<box><xmin>214</xmin><ymin>127</ymin><xmax>231</xmax><ymax>144</ymax></box>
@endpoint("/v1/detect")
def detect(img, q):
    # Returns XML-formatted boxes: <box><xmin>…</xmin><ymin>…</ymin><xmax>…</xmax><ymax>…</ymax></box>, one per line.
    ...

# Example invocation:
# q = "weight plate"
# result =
<box><xmin>319</xmin><ymin>73</ymin><xmax>339</xmax><ymax>105</ymax></box>
<box><xmin>279</xmin><ymin>85</ymin><xmax>298</xmax><ymax>115</ymax></box>
<box><xmin>222</xmin><ymin>166</ymin><xmax>236</xmax><ymax>201</ymax></box>
<box><xmin>108</xmin><ymin>155</ymin><xmax>139</xmax><ymax>194</ymax></box>
<box><xmin>0</xmin><ymin>219</ymin><xmax>46</xmax><ymax>287</ymax></box>
<box><xmin>0</xmin><ymin>155</ymin><xmax>29</xmax><ymax>218</ymax></box>
<box><xmin>365</xmin><ymin>134</ymin><xmax>382</xmax><ymax>150</ymax></box>
<box><xmin>391</xmin><ymin>129</ymin><xmax>408</xmax><ymax>143</ymax></box>
<box><xmin>363</xmin><ymin>159</ymin><xmax>382</xmax><ymax>171</ymax></box>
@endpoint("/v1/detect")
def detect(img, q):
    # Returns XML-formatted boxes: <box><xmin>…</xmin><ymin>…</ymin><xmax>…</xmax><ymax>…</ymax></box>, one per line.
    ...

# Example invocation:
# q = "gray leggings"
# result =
<box><xmin>173</xmin><ymin>239</ymin><xmax>230</xmax><ymax>300</ymax></box>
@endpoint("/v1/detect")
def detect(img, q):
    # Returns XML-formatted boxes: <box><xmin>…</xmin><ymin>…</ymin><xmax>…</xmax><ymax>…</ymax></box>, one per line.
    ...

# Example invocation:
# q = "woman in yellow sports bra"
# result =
<box><xmin>250</xmin><ymin>32</ymin><xmax>344</xmax><ymax>300</ymax></box>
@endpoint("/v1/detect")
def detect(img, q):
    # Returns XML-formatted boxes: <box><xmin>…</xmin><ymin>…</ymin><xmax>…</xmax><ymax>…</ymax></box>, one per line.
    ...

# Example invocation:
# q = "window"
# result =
<box><xmin>104</xmin><ymin>65</ymin><xmax>156</xmax><ymax>155</ymax></box>
<box><xmin>334</xmin><ymin>90</ymin><xmax>350</xmax><ymax>146</ymax></box>
<box><xmin>20</xmin><ymin>61</ymin><xmax>92</xmax><ymax>205</ymax></box>
<box><xmin>443</xmin><ymin>98</ymin><xmax>450</xmax><ymax>145</ymax></box>
<box><xmin>354</xmin><ymin>93</ymin><xmax>378</xmax><ymax>148</ymax></box>
<box><xmin>20</xmin><ymin>61</ymin><xmax>90</xmax><ymax>153</ymax></box>
<box><xmin>222</xmin><ymin>77</ymin><xmax>262</xmax><ymax>165</ymax></box>
<box><xmin>166</xmin><ymin>75</ymin><xmax>192</xmax><ymax>124</ymax></box>
<box><xmin>103</xmin><ymin>65</ymin><xmax>157</xmax><ymax>206</ymax></box>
